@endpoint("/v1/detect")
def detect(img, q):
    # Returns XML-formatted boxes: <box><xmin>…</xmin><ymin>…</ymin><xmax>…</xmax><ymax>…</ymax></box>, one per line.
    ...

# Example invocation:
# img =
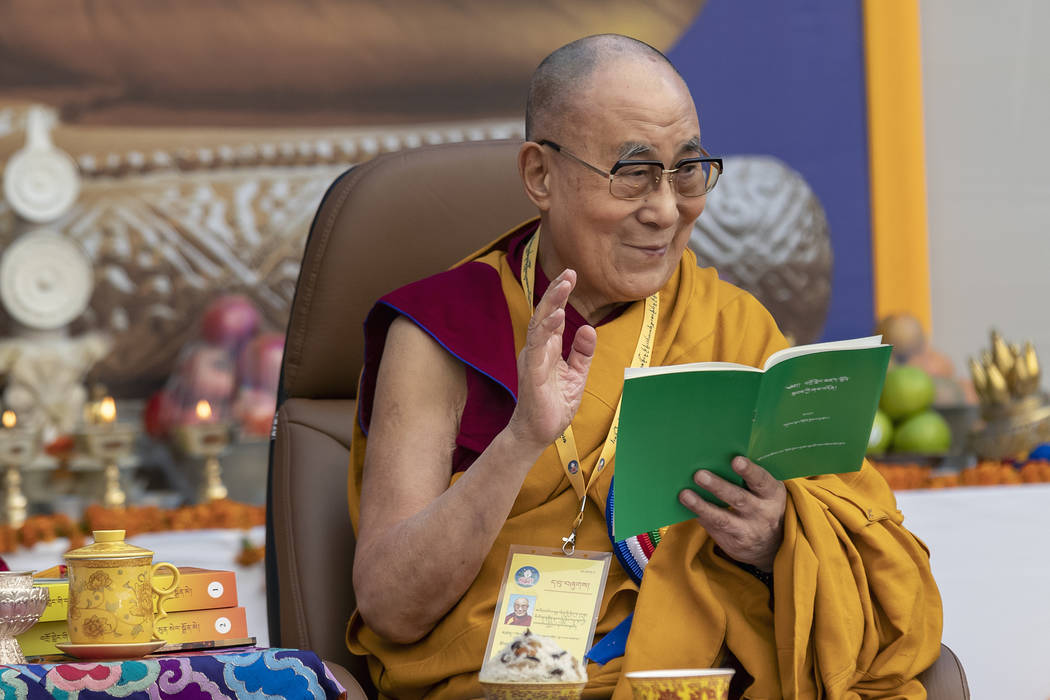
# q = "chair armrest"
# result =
<box><xmin>917</xmin><ymin>643</ymin><xmax>970</xmax><ymax>700</ymax></box>
<box><xmin>324</xmin><ymin>660</ymin><xmax>370</xmax><ymax>700</ymax></box>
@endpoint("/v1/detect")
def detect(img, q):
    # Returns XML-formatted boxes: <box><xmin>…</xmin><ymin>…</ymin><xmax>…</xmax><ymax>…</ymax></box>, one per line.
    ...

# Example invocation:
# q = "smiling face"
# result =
<box><xmin>526</xmin><ymin>56</ymin><xmax>706</xmax><ymax>322</ymax></box>
<box><xmin>514</xmin><ymin>598</ymin><xmax>529</xmax><ymax>616</ymax></box>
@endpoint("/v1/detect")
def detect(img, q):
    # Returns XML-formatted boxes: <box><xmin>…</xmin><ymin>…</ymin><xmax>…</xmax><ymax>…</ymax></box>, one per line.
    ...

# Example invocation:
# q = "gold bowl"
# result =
<box><xmin>625</xmin><ymin>669</ymin><xmax>735</xmax><ymax>700</ymax></box>
<box><xmin>479</xmin><ymin>680</ymin><xmax>587</xmax><ymax>700</ymax></box>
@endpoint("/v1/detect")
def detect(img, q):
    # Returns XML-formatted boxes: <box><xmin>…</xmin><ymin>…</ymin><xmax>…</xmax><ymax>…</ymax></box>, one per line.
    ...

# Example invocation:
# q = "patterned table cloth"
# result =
<box><xmin>0</xmin><ymin>647</ymin><xmax>347</xmax><ymax>699</ymax></box>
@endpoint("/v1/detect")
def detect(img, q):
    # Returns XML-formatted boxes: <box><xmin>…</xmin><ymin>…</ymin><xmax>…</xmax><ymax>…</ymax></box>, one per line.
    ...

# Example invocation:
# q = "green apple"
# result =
<box><xmin>867</xmin><ymin>409</ymin><xmax>894</xmax><ymax>454</ymax></box>
<box><xmin>892</xmin><ymin>409</ymin><xmax>952</xmax><ymax>454</ymax></box>
<box><xmin>879</xmin><ymin>365</ymin><xmax>935</xmax><ymax>421</ymax></box>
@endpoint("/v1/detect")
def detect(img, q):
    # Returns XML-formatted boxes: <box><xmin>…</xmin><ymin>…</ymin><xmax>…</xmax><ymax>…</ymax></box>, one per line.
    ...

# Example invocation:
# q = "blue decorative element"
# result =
<box><xmin>0</xmin><ymin>669</ymin><xmax>29</xmax><ymax>700</ymax></box>
<box><xmin>606</xmin><ymin>478</ymin><xmax>644</xmax><ymax>585</ymax></box>
<box><xmin>119</xmin><ymin>659</ymin><xmax>154</xmax><ymax>684</ymax></box>
<box><xmin>220</xmin><ymin>648</ymin><xmax>325</xmax><ymax>700</ymax></box>
<box><xmin>586</xmin><ymin>614</ymin><xmax>633</xmax><ymax>664</ymax></box>
<box><xmin>1029</xmin><ymin>443</ymin><xmax>1050</xmax><ymax>461</ymax></box>
<box><xmin>514</xmin><ymin>566</ymin><xmax>539</xmax><ymax>587</ymax></box>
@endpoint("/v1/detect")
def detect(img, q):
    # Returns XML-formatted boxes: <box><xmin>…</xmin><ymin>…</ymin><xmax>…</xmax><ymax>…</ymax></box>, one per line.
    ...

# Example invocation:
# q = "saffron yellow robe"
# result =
<box><xmin>347</xmin><ymin>232</ymin><xmax>942</xmax><ymax>699</ymax></box>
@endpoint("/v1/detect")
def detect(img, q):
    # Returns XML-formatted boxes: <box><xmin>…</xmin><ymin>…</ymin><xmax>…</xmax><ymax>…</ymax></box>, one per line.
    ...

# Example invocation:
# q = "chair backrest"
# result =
<box><xmin>279</xmin><ymin>139</ymin><xmax>535</xmax><ymax>401</ymax></box>
<box><xmin>266</xmin><ymin>138</ymin><xmax>969</xmax><ymax>700</ymax></box>
<box><xmin>266</xmin><ymin>140</ymin><xmax>534</xmax><ymax>694</ymax></box>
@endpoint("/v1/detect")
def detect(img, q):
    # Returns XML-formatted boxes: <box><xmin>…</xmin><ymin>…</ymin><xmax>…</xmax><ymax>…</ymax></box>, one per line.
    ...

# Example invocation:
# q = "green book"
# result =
<box><xmin>613</xmin><ymin>335</ymin><xmax>891</xmax><ymax>540</ymax></box>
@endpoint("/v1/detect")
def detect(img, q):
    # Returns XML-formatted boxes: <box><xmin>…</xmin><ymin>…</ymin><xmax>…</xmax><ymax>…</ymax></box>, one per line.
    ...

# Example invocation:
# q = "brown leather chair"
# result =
<box><xmin>266</xmin><ymin>140</ymin><xmax>536</xmax><ymax>699</ymax></box>
<box><xmin>265</xmin><ymin>139</ymin><xmax>970</xmax><ymax>699</ymax></box>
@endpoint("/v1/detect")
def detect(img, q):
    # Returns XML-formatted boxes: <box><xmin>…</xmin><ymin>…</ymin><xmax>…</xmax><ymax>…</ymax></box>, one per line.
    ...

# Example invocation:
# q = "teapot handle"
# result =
<box><xmin>150</xmin><ymin>562</ymin><xmax>181</xmax><ymax>621</ymax></box>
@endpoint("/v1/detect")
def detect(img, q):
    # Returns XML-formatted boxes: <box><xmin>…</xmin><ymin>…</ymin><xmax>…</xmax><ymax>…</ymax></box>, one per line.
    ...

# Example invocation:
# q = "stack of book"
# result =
<box><xmin>18</xmin><ymin>566</ymin><xmax>252</xmax><ymax>656</ymax></box>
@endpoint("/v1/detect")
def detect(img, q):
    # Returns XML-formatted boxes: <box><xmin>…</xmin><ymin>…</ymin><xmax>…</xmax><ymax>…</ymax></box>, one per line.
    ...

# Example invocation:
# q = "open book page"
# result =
<box><xmin>624</xmin><ymin>361</ymin><xmax>761</xmax><ymax>379</ymax></box>
<box><xmin>747</xmin><ymin>344</ymin><xmax>892</xmax><ymax>480</ymax></box>
<box><xmin>614</xmin><ymin>336</ymin><xmax>891</xmax><ymax>539</ymax></box>
<box><xmin>762</xmin><ymin>334</ymin><xmax>885</xmax><ymax>370</ymax></box>
<box><xmin>615</xmin><ymin>369</ymin><xmax>763</xmax><ymax>539</ymax></box>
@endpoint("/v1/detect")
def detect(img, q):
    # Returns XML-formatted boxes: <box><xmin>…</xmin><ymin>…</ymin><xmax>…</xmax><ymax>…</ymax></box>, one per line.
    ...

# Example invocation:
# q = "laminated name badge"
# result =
<box><xmin>483</xmin><ymin>545</ymin><xmax>611</xmax><ymax>666</ymax></box>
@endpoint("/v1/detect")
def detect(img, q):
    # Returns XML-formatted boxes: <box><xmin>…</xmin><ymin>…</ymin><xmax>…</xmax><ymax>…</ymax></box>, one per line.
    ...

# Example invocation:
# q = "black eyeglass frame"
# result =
<box><xmin>536</xmin><ymin>139</ymin><xmax>723</xmax><ymax>200</ymax></box>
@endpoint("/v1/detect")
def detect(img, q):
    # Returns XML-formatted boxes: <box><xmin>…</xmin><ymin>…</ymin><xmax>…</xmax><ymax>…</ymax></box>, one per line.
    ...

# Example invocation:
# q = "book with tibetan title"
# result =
<box><xmin>30</xmin><ymin>566</ymin><xmax>238</xmax><ymax>620</ymax></box>
<box><xmin>33</xmin><ymin>578</ymin><xmax>69</xmax><ymax>623</ymax></box>
<box><xmin>152</xmin><ymin>567</ymin><xmax>239</xmax><ymax>611</ymax></box>
<box><xmin>17</xmin><ymin>607</ymin><xmax>249</xmax><ymax>656</ymax></box>
<box><xmin>21</xmin><ymin>566</ymin><xmax>247</xmax><ymax>656</ymax></box>
<box><xmin>613</xmin><ymin>335</ymin><xmax>891</xmax><ymax>539</ymax></box>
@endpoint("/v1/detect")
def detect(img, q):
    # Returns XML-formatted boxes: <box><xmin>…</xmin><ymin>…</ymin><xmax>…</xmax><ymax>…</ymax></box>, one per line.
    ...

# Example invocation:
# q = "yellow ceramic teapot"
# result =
<box><xmin>64</xmin><ymin>529</ymin><xmax>180</xmax><ymax>645</ymax></box>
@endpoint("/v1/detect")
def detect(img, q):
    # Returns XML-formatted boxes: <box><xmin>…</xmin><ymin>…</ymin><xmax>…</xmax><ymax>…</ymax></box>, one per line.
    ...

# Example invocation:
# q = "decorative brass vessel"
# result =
<box><xmin>968</xmin><ymin>331</ymin><xmax>1050</xmax><ymax>459</ymax></box>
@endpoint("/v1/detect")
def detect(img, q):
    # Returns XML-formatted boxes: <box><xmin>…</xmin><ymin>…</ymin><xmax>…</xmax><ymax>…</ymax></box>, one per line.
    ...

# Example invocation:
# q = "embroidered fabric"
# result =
<box><xmin>4</xmin><ymin>647</ymin><xmax>345</xmax><ymax>699</ymax></box>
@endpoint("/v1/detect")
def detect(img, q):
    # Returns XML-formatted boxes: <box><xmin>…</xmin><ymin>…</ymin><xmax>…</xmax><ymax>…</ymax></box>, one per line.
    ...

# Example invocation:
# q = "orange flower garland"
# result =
<box><xmin>0</xmin><ymin>499</ymin><xmax>264</xmax><ymax>554</ymax></box>
<box><xmin>872</xmin><ymin>459</ymin><xmax>1050</xmax><ymax>491</ymax></box>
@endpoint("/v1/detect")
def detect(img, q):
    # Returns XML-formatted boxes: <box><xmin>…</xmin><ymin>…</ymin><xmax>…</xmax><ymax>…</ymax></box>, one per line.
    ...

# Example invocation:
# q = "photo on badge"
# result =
<box><xmin>482</xmin><ymin>545</ymin><xmax>611</xmax><ymax>668</ymax></box>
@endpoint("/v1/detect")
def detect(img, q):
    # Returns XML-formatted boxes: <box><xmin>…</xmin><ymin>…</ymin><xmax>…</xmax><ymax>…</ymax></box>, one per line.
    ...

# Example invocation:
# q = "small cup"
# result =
<box><xmin>625</xmin><ymin>669</ymin><xmax>735</xmax><ymax>700</ymax></box>
<box><xmin>65</xmin><ymin>530</ymin><xmax>181</xmax><ymax>644</ymax></box>
<box><xmin>479</xmin><ymin>680</ymin><xmax>587</xmax><ymax>700</ymax></box>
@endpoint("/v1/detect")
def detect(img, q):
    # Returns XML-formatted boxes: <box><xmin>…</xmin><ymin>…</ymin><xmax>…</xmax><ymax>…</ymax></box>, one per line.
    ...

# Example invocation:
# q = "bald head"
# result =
<box><xmin>525</xmin><ymin>34</ymin><xmax>685</xmax><ymax>141</ymax></box>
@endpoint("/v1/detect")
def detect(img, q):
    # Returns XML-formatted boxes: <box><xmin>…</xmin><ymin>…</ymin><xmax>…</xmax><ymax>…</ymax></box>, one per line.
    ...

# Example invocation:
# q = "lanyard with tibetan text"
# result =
<box><xmin>521</xmin><ymin>230</ymin><xmax>659</xmax><ymax>555</ymax></box>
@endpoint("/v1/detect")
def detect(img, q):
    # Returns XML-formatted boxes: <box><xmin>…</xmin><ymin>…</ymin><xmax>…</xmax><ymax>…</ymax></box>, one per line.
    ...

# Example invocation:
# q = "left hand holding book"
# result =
<box><xmin>677</xmin><ymin>455</ymin><xmax>786</xmax><ymax>572</ymax></box>
<box><xmin>614</xmin><ymin>335</ymin><xmax>890</xmax><ymax>540</ymax></box>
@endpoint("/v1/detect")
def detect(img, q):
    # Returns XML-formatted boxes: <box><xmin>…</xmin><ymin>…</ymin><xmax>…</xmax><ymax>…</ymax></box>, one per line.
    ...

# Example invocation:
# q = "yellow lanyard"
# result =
<box><xmin>521</xmin><ymin>231</ymin><xmax>659</xmax><ymax>554</ymax></box>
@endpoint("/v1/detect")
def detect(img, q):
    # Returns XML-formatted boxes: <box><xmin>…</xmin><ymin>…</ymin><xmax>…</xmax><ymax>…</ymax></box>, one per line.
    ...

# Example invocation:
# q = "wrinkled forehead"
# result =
<box><xmin>567</xmin><ymin>59</ymin><xmax>701</xmax><ymax>157</ymax></box>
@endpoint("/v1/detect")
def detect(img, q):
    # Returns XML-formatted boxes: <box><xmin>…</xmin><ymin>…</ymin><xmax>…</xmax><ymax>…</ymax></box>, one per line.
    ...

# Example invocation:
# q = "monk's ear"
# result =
<box><xmin>518</xmin><ymin>142</ymin><xmax>552</xmax><ymax>211</ymax></box>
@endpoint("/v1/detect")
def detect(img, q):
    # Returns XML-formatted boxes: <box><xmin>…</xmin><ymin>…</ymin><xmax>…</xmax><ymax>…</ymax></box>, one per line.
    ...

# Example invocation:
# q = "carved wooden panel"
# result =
<box><xmin>0</xmin><ymin>114</ymin><xmax>526</xmax><ymax>396</ymax></box>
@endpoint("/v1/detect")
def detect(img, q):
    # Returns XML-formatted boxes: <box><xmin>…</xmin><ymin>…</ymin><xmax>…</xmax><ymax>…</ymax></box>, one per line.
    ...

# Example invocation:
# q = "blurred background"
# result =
<box><xmin>0</xmin><ymin>1</ymin><xmax>1047</xmax><ymax>694</ymax></box>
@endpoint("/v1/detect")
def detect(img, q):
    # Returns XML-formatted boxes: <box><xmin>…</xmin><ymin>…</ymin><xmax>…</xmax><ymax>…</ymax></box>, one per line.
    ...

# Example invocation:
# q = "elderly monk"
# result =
<box><xmin>505</xmin><ymin>597</ymin><xmax>533</xmax><ymax>627</ymax></box>
<box><xmin>347</xmin><ymin>34</ymin><xmax>942</xmax><ymax>699</ymax></box>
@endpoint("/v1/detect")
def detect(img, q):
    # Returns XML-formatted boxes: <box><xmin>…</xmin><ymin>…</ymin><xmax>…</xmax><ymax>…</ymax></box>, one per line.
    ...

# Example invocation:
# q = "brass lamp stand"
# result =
<box><xmin>77</xmin><ymin>396</ymin><xmax>136</xmax><ymax>509</ymax></box>
<box><xmin>0</xmin><ymin>411</ymin><xmax>37</xmax><ymax>528</ymax></box>
<box><xmin>78</xmin><ymin>424</ymin><xmax>137</xmax><ymax>509</ymax></box>
<box><xmin>175</xmin><ymin>400</ymin><xmax>230</xmax><ymax>502</ymax></box>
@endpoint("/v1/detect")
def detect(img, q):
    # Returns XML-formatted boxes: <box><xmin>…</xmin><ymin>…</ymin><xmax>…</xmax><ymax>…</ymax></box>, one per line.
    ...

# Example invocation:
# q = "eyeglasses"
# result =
<box><xmin>537</xmin><ymin>139</ymin><xmax>722</xmax><ymax>200</ymax></box>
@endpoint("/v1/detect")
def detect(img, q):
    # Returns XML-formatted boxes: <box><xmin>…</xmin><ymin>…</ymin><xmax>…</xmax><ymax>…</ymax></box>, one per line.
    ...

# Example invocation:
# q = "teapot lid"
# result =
<box><xmin>64</xmin><ymin>529</ymin><xmax>154</xmax><ymax>561</ymax></box>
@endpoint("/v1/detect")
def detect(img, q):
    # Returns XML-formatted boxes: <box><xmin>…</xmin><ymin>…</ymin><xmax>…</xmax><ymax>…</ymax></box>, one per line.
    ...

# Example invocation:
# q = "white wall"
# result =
<box><xmin>921</xmin><ymin>0</ymin><xmax>1050</xmax><ymax>375</ymax></box>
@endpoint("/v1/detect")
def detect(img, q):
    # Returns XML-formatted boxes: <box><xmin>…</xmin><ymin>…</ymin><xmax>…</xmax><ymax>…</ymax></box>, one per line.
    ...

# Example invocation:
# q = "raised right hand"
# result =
<box><xmin>507</xmin><ymin>269</ymin><xmax>597</xmax><ymax>451</ymax></box>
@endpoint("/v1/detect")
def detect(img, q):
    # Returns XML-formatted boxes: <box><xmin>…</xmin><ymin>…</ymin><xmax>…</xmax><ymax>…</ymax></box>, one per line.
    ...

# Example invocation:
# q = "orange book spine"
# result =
<box><xmin>153</xmin><ymin>568</ymin><xmax>239</xmax><ymax>612</ymax></box>
<box><xmin>154</xmin><ymin>606</ymin><xmax>248</xmax><ymax>644</ymax></box>
<box><xmin>28</xmin><ymin>568</ymin><xmax>238</xmax><ymax>622</ymax></box>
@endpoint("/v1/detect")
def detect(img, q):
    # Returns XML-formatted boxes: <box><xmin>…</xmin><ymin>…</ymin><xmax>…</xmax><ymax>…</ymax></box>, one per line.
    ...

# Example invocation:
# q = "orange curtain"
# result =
<box><xmin>863</xmin><ymin>0</ymin><xmax>932</xmax><ymax>332</ymax></box>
